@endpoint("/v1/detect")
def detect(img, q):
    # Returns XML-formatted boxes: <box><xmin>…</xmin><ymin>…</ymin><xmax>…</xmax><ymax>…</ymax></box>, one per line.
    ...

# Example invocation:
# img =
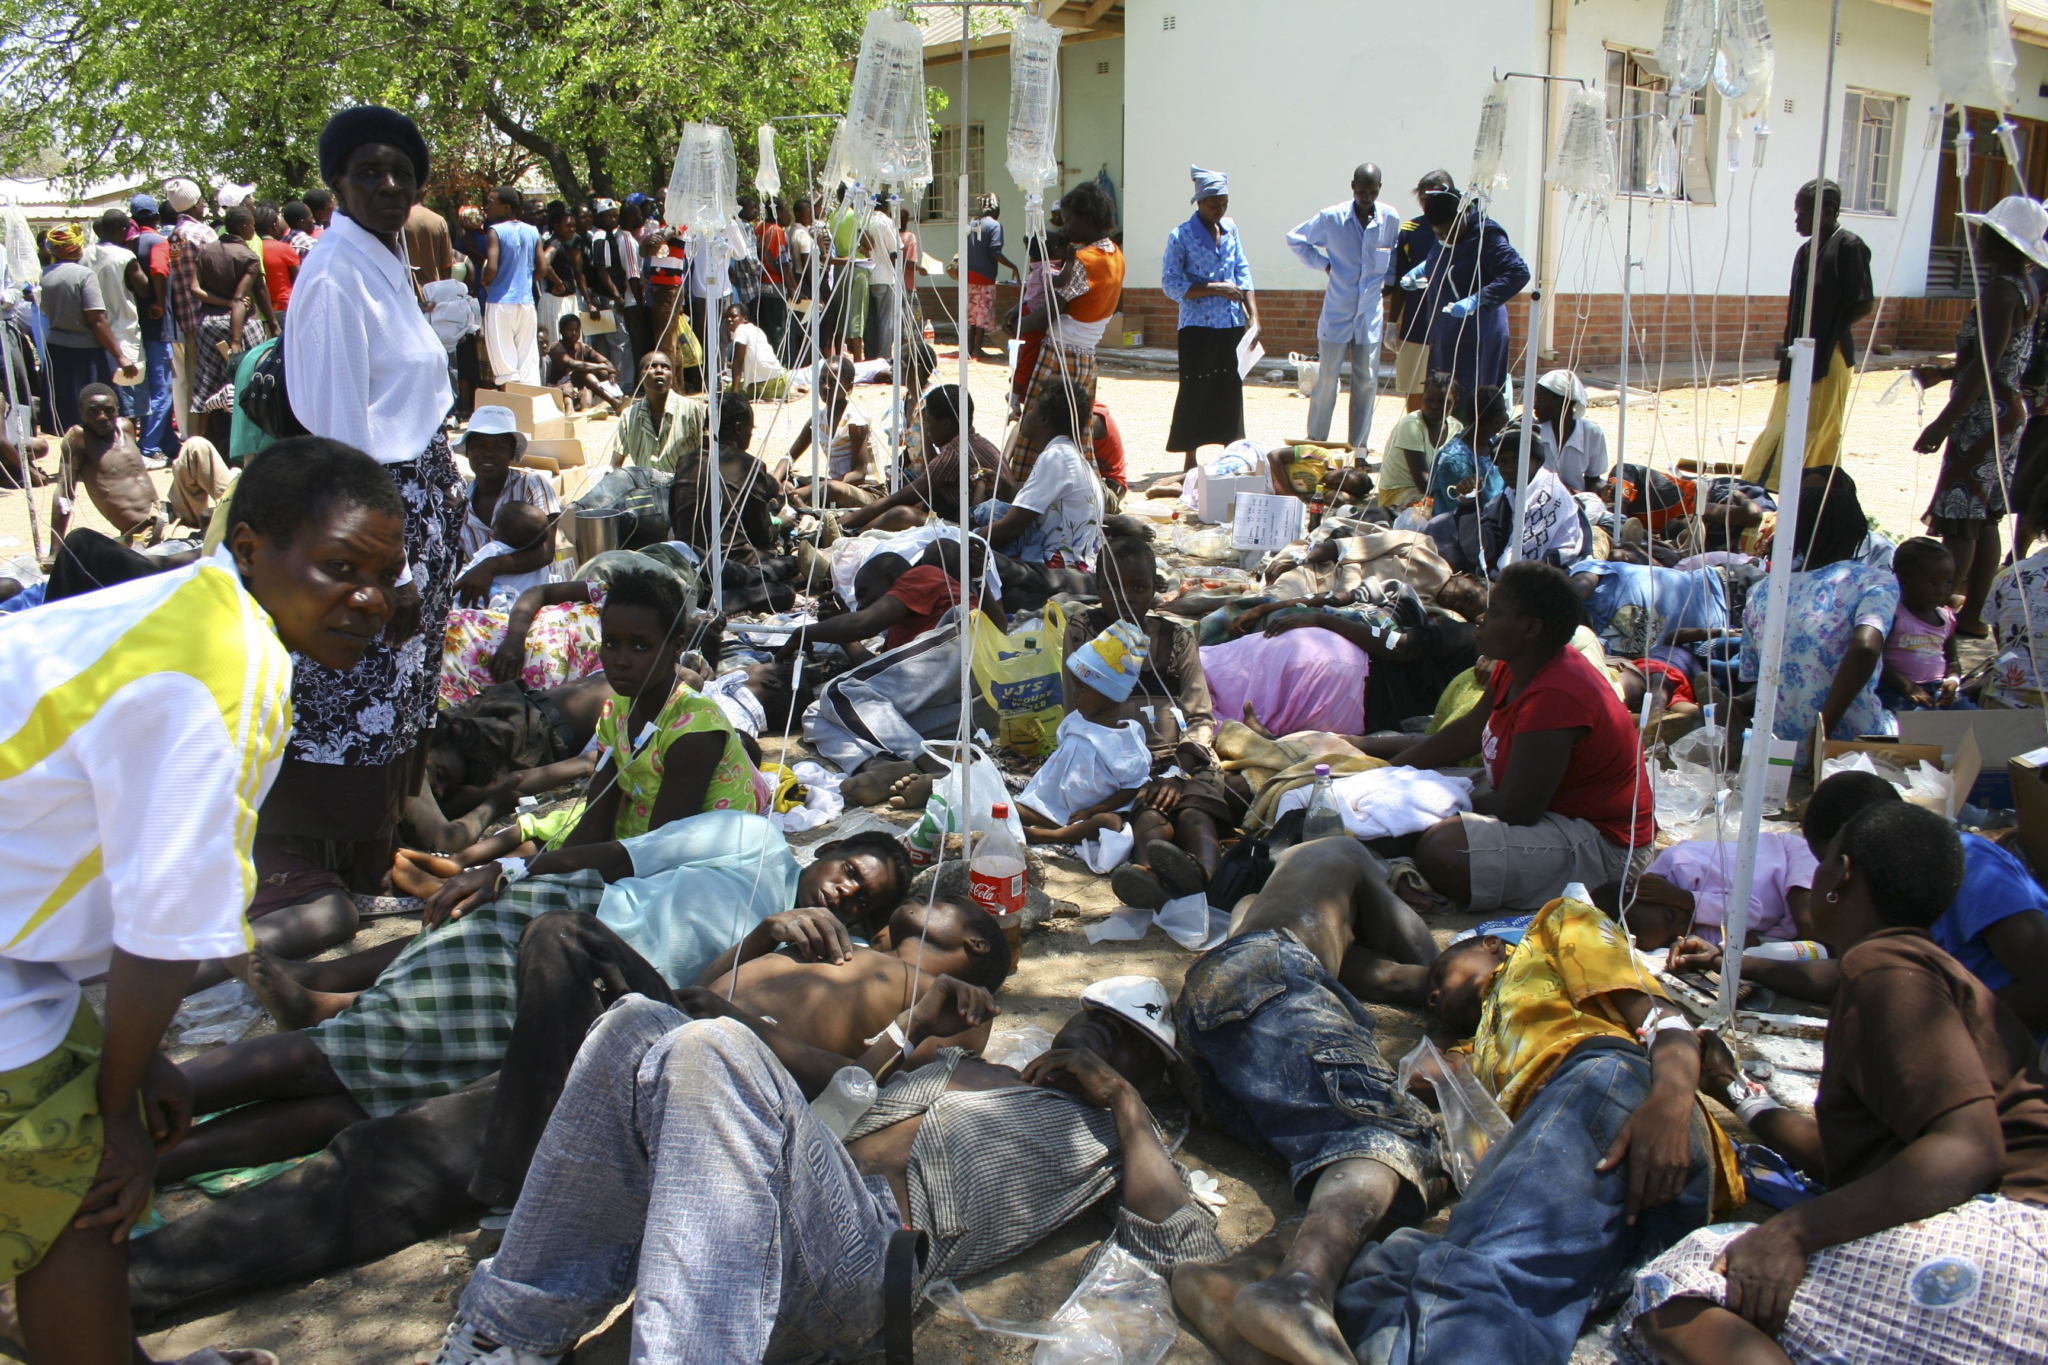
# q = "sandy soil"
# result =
<box><xmin>0</xmin><ymin>354</ymin><xmax>1925</xmax><ymax>1363</ymax></box>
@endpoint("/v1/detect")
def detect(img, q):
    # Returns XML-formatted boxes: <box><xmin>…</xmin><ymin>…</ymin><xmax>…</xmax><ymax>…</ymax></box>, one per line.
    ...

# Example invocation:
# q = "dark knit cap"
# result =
<box><xmin>318</xmin><ymin>105</ymin><xmax>431</xmax><ymax>185</ymax></box>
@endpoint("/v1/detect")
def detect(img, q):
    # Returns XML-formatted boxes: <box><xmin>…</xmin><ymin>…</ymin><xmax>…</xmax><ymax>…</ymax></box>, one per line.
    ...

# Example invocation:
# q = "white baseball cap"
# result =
<box><xmin>1079</xmin><ymin>975</ymin><xmax>1178</xmax><ymax>1061</ymax></box>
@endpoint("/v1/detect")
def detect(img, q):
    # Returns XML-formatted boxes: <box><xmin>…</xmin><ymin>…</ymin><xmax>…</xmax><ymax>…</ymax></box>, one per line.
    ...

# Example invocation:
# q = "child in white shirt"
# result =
<box><xmin>460</xmin><ymin>499</ymin><xmax>561</xmax><ymax>611</ymax></box>
<box><xmin>1017</xmin><ymin>622</ymin><xmax>1155</xmax><ymax>844</ymax></box>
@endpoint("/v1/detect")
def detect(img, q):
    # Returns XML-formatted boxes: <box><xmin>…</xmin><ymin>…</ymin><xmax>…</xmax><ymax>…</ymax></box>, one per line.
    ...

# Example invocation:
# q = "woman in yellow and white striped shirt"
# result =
<box><xmin>0</xmin><ymin>437</ymin><xmax>407</xmax><ymax>1365</ymax></box>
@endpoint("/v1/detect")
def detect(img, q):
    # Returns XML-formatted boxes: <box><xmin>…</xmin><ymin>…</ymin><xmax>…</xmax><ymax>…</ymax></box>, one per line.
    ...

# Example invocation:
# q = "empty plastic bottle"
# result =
<box><xmin>1932</xmin><ymin>0</ymin><xmax>2018</xmax><ymax>112</ymax></box>
<box><xmin>1547</xmin><ymin>87</ymin><xmax>1618</xmax><ymax>205</ymax></box>
<box><xmin>1007</xmin><ymin>14</ymin><xmax>1062</xmax><ymax>196</ymax></box>
<box><xmin>809</xmin><ymin>1065</ymin><xmax>879</xmax><ymax>1139</ymax></box>
<box><xmin>1469</xmin><ymin>81</ymin><xmax>1511</xmax><ymax>200</ymax></box>
<box><xmin>1714</xmin><ymin>0</ymin><xmax>1775</xmax><ymax>118</ymax></box>
<box><xmin>755</xmin><ymin>124</ymin><xmax>781</xmax><ymax>197</ymax></box>
<box><xmin>666</xmin><ymin>123</ymin><xmax>738</xmax><ymax>235</ymax></box>
<box><xmin>1656</xmin><ymin>0</ymin><xmax>1721</xmax><ymax>97</ymax></box>
<box><xmin>1301</xmin><ymin>764</ymin><xmax>1347</xmax><ymax>841</ymax></box>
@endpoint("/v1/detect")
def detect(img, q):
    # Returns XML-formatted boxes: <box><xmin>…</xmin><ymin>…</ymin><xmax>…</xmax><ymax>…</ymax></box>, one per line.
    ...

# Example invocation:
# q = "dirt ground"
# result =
<box><xmin>0</xmin><ymin>354</ymin><xmax>1938</xmax><ymax>1362</ymax></box>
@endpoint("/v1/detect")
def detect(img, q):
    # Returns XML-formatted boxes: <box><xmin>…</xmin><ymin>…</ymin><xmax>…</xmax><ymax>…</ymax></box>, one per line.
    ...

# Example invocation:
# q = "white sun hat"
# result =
<box><xmin>461</xmin><ymin>404</ymin><xmax>529</xmax><ymax>460</ymax></box>
<box><xmin>1079</xmin><ymin>974</ymin><xmax>1179</xmax><ymax>1062</ymax></box>
<box><xmin>1963</xmin><ymin>195</ymin><xmax>2048</xmax><ymax>270</ymax></box>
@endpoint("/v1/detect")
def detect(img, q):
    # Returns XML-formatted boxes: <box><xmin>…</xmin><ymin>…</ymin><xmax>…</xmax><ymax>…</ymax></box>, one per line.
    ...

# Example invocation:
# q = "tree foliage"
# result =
<box><xmin>1</xmin><ymin>0</ymin><xmax>879</xmax><ymax>205</ymax></box>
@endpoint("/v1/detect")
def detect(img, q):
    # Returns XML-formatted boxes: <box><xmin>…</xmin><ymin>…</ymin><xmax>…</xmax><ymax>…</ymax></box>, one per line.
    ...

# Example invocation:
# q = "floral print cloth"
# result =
<box><xmin>1740</xmin><ymin>558</ymin><xmax>1899</xmax><ymax>744</ymax></box>
<box><xmin>289</xmin><ymin>436</ymin><xmax>464</xmax><ymax>765</ymax></box>
<box><xmin>1987</xmin><ymin>551</ymin><xmax>2048</xmax><ymax>708</ymax></box>
<box><xmin>439</xmin><ymin>591</ymin><xmax>605</xmax><ymax>709</ymax></box>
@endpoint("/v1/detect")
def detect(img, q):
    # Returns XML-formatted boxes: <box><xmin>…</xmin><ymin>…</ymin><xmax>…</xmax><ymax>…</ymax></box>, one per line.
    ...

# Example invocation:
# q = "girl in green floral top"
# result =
<box><xmin>564</xmin><ymin>569</ymin><xmax>765</xmax><ymax>844</ymax></box>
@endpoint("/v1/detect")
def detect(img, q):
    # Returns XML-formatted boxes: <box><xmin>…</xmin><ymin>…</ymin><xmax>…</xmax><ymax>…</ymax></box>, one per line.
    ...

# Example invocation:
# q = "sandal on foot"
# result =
<box><xmin>1111</xmin><ymin>864</ymin><xmax>1171</xmax><ymax>910</ymax></box>
<box><xmin>1144</xmin><ymin>840</ymin><xmax>1209</xmax><ymax>899</ymax></box>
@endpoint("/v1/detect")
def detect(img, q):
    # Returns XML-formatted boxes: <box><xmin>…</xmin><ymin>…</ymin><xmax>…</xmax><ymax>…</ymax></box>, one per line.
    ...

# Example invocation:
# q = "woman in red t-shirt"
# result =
<box><xmin>1387</xmin><ymin>561</ymin><xmax>1654</xmax><ymax>910</ymax></box>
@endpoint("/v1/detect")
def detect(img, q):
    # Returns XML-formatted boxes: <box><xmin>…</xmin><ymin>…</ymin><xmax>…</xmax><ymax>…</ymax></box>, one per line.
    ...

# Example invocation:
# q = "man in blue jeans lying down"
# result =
<box><xmin>1181</xmin><ymin>885</ymin><xmax>1741</xmax><ymax>1365</ymax></box>
<box><xmin>426</xmin><ymin>972</ymin><xmax>1225</xmax><ymax>1365</ymax></box>
<box><xmin>1169</xmin><ymin>837</ymin><xmax>1450</xmax><ymax>1365</ymax></box>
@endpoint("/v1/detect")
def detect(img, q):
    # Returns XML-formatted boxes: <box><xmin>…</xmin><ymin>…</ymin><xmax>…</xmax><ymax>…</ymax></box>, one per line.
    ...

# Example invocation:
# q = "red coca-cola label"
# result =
<box><xmin>970</xmin><ymin>867</ymin><xmax>1025</xmax><ymax>917</ymax></box>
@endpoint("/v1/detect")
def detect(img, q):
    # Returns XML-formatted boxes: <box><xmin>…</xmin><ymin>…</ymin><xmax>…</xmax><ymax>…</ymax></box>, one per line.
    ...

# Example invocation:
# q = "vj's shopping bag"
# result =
<box><xmin>970</xmin><ymin>600</ymin><xmax>1067</xmax><ymax>756</ymax></box>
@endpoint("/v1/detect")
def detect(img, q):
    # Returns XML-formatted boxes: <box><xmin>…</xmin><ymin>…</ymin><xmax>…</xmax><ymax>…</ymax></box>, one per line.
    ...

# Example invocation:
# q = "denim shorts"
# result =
<box><xmin>1174</xmin><ymin>930</ymin><xmax>1444</xmax><ymax>1207</ymax></box>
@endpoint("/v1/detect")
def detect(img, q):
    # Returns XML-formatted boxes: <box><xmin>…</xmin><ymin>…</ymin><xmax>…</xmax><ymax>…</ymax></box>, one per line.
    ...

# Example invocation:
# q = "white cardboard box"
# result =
<box><xmin>1197</xmin><ymin>473</ymin><xmax>1270</xmax><ymax>525</ymax></box>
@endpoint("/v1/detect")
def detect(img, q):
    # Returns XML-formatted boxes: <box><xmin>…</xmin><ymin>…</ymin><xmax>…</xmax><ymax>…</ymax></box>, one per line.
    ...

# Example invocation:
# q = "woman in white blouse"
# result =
<box><xmin>271</xmin><ymin>105</ymin><xmax>464</xmax><ymax>872</ymax></box>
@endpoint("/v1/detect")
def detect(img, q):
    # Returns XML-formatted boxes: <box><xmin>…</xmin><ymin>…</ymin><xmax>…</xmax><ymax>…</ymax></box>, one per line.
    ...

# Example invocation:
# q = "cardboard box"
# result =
<box><xmin>1196</xmin><ymin>473</ymin><xmax>1270</xmax><ymax>525</ymax></box>
<box><xmin>1745</xmin><ymin>730</ymin><xmax>1800</xmax><ymax>807</ymax></box>
<box><xmin>472</xmin><ymin>388</ymin><xmax>566</xmax><ymax>435</ymax></box>
<box><xmin>526</xmin><ymin>438</ymin><xmax>586</xmax><ymax>469</ymax></box>
<box><xmin>2008</xmin><ymin>746</ymin><xmax>2048</xmax><ymax>871</ymax></box>
<box><xmin>1818</xmin><ymin>727</ymin><xmax>1981</xmax><ymax>821</ymax></box>
<box><xmin>1897</xmin><ymin>709</ymin><xmax>2045</xmax><ymax>771</ymax></box>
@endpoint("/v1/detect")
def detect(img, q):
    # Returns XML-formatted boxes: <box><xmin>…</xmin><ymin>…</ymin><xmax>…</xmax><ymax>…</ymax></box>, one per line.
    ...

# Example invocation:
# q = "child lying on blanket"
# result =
<box><xmin>1016</xmin><ymin>622</ymin><xmax>1156</xmax><ymax>844</ymax></box>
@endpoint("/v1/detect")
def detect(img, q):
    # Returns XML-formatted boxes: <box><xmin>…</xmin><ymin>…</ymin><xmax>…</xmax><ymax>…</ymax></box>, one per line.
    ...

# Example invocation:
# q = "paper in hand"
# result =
<box><xmin>1235</xmin><ymin>327</ymin><xmax>1265</xmax><ymax>380</ymax></box>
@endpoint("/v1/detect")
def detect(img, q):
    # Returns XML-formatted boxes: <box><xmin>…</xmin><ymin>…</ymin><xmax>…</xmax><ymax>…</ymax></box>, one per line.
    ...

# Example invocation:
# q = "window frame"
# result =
<box><xmin>1603</xmin><ymin>45</ymin><xmax>1718</xmax><ymax>205</ymax></box>
<box><xmin>1838</xmin><ymin>87</ymin><xmax>1907</xmax><ymax>217</ymax></box>
<box><xmin>923</xmin><ymin>122</ymin><xmax>988</xmax><ymax>225</ymax></box>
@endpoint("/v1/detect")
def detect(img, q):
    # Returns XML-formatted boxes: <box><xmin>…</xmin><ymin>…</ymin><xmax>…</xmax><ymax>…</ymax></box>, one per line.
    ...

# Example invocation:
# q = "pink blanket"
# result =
<box><xmin>1199</xmin><ymin>630</ymin><xmax>1368</xmax><ymax>737</ymax></box>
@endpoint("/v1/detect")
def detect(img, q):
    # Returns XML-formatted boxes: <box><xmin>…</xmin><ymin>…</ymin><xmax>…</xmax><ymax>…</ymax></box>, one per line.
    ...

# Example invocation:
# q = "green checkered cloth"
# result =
<box><xmin>307</xmin><ymin>870</ymin><xmax>605</xmax><ymax>1117</ymax></box>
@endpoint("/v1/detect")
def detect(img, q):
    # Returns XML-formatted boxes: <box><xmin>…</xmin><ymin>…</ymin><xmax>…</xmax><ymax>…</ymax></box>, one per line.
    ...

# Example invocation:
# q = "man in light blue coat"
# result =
<box><xmin>1287</xmin><ymin>164</ymin><xmax>1403</xmax><ymax>448</ymax></box>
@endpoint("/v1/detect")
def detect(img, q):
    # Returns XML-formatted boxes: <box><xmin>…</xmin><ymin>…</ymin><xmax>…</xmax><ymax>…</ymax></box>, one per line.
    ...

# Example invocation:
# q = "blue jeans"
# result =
<box><xmin>1308</xmin><ymin>336</ymin><xmax>1377</xmax><ymax>448</ymax></box>
<box><xmin>1174</xmin><ymin>931</ymin><xmax>1442</xmax><ymax>1205</ymax></box>
<box><xmin>1877</xmin><ymin>685</ymin><xmax>1977</xmax><ymax>712</ymax></box>
<box><xmin>1335</xmin><ymin>1039</ymin><xmax>1713</xmax><ymax>1365</ymax></box>
<box><xmin>460</xmin><ymin>1000</ymin><xmax>900</xmax><ymax>1362</ymax></box>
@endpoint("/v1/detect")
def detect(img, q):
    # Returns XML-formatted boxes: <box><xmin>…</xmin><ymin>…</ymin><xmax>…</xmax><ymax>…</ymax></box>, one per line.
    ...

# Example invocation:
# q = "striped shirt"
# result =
<box><xmin>0</xmin><ymin>549</ymin><xmax>292</xmax><ymax>1069</ymax></box>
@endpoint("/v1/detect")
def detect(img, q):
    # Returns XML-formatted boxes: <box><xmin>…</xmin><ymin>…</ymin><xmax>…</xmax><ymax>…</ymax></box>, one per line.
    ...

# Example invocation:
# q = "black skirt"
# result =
<box><xmin>1168</xmin><ymin>324</ymin><xmax>1247</xmax><ymax>453</ymax></box>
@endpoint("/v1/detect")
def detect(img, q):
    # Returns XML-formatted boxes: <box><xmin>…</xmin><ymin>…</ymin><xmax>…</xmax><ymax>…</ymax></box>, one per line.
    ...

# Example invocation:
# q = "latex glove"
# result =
<box><xmin>1400</xmin><ymin>260</ymin><xmax>1429</xmax><ymax>292</ymax></box>
<box><xmin>1442</xmin><ymin>295</ymin><xmax>1478</xmax><ymax>319</ymax></box>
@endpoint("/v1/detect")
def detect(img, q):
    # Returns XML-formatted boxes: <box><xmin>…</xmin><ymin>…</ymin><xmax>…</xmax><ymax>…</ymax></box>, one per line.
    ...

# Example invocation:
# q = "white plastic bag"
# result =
<box><xmin>1289</xmin><ymin>351</ymin><xmax>1319</xmax><ymax>396</ymax></box>
<box><xmin>1397</xmin><ymin>1037</ymin><xmax>1513</xmax><ymax>1193</ymax></box>
<box><xmin>1035</xmin><ymin>1246</ymin><xmax>1178</xmax><ymax>1365</ymax></box>
<box><xmin>904</xmin><ymin>740</ymin><xmax>1027</xmax><ymax>866</ymax></box>
<box><xmin>983</xmin><ymin>1022</ymin><xmax>1056</xmax><ymax>1071</ymax></box>
<box><xmin>754</xmin><ymin>124</ymin><xmax>782</xmax><ymax>197</ymax></box>
<box><xmin>926</xmin><ymin>1245</ymin><xmax>1177</xmax><ymax>1365</ymax></box>
<box><xmin>171</xmin><ymin>979</ymin><xmax>262</xmax><ymax>1047</ymax></box>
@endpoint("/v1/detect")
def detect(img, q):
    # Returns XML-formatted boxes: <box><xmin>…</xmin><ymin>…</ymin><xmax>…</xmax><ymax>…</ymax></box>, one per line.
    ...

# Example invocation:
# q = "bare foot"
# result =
<box><xmin>392</xmin><ymin>847</ymin><xmax>460</xmax><ymax>899</ymax></box>
<box><xmin>844</xmin><ymin>759</ymin><xmax>918</xmax><ymax>806</ymax></box>
<box><xmin>1173</xmin><ymin>1235</ymin><xmax>1290</xmax><ymax>1365</ymax></box>
<box><xmin>240</xmin><ymin>949</ymin><xmax>358</xmax><ymax>1030</ymax></box>
<box><xmin>886</xmin><ymin>773</ymin><xmax>935</xmax><ymax>810</ymax></box>
<box><xmin>1231</xmin><ymin>1271</ymin><xmax>1357</xmax><ymax>1365</ymax></box>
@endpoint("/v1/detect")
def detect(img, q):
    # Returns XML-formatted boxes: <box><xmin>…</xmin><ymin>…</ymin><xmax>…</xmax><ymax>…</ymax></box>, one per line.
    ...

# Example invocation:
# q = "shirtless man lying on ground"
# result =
<box><xmin>1170</xmin><ymin>835</ymin><xmax>1446</xmax><ymax>1365</ymax></box>
<box><xmin>428</xmin><ymin>974</ymin><xmax>1226</xmax><ymax>1363</ymax></box>
<box><xmin>51</xmin><ymin>383</ymin><xmax>164</xmax><ymax>546</ymax></box>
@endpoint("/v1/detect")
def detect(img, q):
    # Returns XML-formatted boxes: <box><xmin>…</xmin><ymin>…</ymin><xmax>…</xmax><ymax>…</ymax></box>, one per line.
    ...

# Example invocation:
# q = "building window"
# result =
<box><xmin>925</xmin><ymin>123</ymin><xmax>986</xmax><ymax>223</ymax></box>
<box><xmin>1604</xmin><ymin>46</ymin><xmax>1716</xmax><ymax>203</ymax></box>
<box><xmin>1839</xmin><ymin>89</ymin><xmax>1904</xmax><ymax>214</ymax></box>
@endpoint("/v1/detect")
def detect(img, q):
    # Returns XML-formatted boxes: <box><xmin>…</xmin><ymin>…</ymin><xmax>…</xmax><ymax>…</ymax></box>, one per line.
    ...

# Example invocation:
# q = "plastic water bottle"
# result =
<box><xmin>1746</xmin><ymin>940</ymin><xmax>1830</xmax><ymax>962</ymax></box>
<box><xmin>1301</xmin><ymin>764</ymin><xmax>1347</xmax><ymax>841</ymax></box>
<box><xmin>809</xmin><ymin>1065</ymin><xmax>879</xmax><ymax>1139</ymax></box>
<box><xmin>970</xmin><ymin>804</ymin><xmax>1028</xmax><ymax>963</ymax></box>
